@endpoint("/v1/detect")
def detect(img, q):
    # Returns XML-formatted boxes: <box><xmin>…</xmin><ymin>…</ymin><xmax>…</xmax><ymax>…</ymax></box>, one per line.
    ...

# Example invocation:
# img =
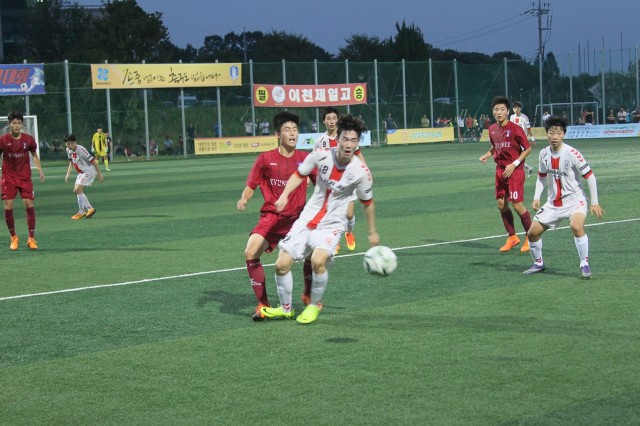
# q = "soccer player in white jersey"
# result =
<box><xmin>64</xmin><ymin>134</ymin><xmax>104</xmax><ymax>219</ymax></box>
<box><xmin>523</xmin><ymin>116</ymin><xmax>604</xmax><ymax>278</ymax></box>
<box><xmin>261</xmin><ymin>114</ymin><xmax>380</xmax><ymax>324</ymax></box>
<box><xmin>510</xmin><ymin>101</ymin><xmax>535</xmax><ymax>177</ymax></box>
<box><xmin>313</xmin><ymin>106</ymin><xmax>364</xmax><ymax>253</ymax></box>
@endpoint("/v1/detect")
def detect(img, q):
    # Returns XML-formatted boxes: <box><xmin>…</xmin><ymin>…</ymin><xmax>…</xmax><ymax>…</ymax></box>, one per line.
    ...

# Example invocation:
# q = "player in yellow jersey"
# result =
<box><xmin>92</xmin><ymin>127</ymin><xmax>110</xmax><ymax>171</ymax></box>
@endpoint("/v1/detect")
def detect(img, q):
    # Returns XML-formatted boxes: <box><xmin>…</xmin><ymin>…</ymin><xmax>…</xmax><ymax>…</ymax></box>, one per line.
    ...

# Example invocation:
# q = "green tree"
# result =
<box><xmin>91</xmin><ymin>0</ymin><xmax>173</xmax><ymax>63</ymax></box>
<box><xmin>337</xmin><ymin>34</ymin><xmax>391</xmax><ymax>61</ymax></box>
<box><xmin>390</xmin><ymin>21</ymin><xmax>431</xmax><ymax>61</ymax></box>
<box><xmin>21</xmin><ymin>0</ymin><xmax>96</xmax><ymax>62</ymax></box>
<box><xmin>252</xmin><ymin>31</ymin><xmax>333</xmax><ymax>62</ymax></box>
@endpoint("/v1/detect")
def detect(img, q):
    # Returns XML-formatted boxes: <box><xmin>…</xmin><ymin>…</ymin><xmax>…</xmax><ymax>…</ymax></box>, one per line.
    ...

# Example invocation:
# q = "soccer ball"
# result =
<box><xmin>363</xmin><ymin>245</ymin><xmax>397</xmax><ymax>276</ymax></box>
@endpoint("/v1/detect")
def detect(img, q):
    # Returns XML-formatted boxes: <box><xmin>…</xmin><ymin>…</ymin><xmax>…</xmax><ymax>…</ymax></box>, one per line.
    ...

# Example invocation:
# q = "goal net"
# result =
<box><xmin>0</xmin><ymin>115</ymin><xmax>40</xmax><ymax>167</ymax></box>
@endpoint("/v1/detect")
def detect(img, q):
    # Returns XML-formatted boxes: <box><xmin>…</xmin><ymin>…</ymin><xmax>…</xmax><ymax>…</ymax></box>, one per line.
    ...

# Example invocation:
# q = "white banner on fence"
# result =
<box><xmin>295</xmin><ymin>132</ymin><xmax>372</xmax><ymax>150</ymax></box>
<box><xmin>565</xmin><ymin>124</ymin><xmax>640</xmax><ymax>139</ymax></box>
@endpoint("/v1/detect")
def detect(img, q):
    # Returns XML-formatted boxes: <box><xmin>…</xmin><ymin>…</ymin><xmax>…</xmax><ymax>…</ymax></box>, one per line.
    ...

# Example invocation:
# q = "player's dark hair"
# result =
<box><xmin>273</xmin><ymin>111</ymin><xmax>300</xmax><ymax>133</ymax></box>
<box><xmin>544</xmin><ymin>116</ymin><xmax>568</xmax><ymax>133</ymax></box>
<box><xmin>7</xmin><ymin>110</ymin><xmax>24</xmax><ymax>122</ymax></box>
<box><xmin>491</xmin><ymin>96</ymin><xmax>510</xmax><ymax>110</ymax></box>
<box><xmin>64</xmin><ymin>134</ymin><xmax>77</xmax><ymax>142</ymax></box>
<box><xmin>513</xmin><ymin>101</ymin><xmax>523</xmax><ymax>108</ymax></box>
<box><xmin>337</xmin><ymin>114</ymin><xmax>368</xmax><ymax>138</ymax></box>
<box><xmin>321</xmin><ymin>106</ymin><xmax>339</xmax><ymax>120</ymax></box>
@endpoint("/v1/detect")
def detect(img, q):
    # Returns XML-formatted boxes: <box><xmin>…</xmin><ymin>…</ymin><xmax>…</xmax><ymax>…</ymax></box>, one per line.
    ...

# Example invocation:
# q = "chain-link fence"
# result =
<box><xmin>1</xmin><ymin>48</ymin><xmax>638</xmax><ymax>159</ymax></box>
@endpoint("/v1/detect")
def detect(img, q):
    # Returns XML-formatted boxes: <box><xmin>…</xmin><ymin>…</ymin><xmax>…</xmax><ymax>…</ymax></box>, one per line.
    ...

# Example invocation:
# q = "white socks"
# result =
<box><xmin>77</xmin><ymin>193</ymin><xmax>91</xmax><ymax>212</ymax></box>
<box><xmin>346</xmin><ymin>216</ymin><xmax>355</xmax><ymax>233</ymax></box>
<box><xmin>311</xmin><ymin>272</ymin><xmax>328</xmax><ymax>305</ymax></box>
<box><xmin>274</xmin><ymin>271</ymin><xmax>293</xmax><ymax>312</ymax></box>
<box><xmin>529</xmin><ymin>239</ymin><xmax>543</xmax><ymax>265</ymax></box>
<box><xmin>574</xmin><ymin>235</ymin><xmax>589</xmax><ymax>266</ymax></box>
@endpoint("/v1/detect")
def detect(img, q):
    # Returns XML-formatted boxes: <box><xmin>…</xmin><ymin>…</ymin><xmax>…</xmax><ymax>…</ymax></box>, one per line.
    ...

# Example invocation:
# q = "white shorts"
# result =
<box><xmin>278</xmin><ymin>219</ymin><xmax>340</xmax><ymax>264</ymax></box>
<box><xmin>533</xmin><ymin>198</ymin><xmax>588</xmax><ymax>230</ymax></box>
<box><xmin>75</xmin><ymin>172</ymin><xmax>96</xmax><ymax>187</ymax></box>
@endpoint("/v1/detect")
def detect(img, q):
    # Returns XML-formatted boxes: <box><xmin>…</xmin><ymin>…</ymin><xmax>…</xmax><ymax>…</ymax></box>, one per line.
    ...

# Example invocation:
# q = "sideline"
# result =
<box><xmin>1</xmin><ymin>217</ymin><xmax>638</xmax><ymax>302</ymax></box>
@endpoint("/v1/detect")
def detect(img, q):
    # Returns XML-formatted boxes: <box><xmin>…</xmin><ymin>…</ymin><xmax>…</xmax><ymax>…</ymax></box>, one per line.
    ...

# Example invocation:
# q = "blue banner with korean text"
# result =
<box><xmin>0</xmin><ymin>64</ymin><xmax>46</xmax><ymax>96</ymax></box>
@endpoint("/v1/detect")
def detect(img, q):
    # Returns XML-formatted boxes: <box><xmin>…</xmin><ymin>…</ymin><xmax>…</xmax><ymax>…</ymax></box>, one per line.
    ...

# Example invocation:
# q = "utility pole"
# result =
<box><xmin>526</xmin><ymin>1</ymin><xmax>551</xmax><ymax>126</ymax></box>
<box><xmin>527</xmin><ymin>1</ymin><xmax>552</xmax><ymax>59</ymax></box>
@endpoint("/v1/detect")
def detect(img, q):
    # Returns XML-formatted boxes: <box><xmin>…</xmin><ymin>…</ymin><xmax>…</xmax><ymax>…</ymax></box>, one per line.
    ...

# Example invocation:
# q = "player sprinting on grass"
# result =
<box><xmin>64</xmin><ymin>134</ymin><xmax>103</xmax><ymax>220</ymax></box>
<box><xmin>237</xmin><ymin>111</ymin><xmax>315</xmax><ymax>321</ymax></box>
<box><xmin>523</xmin><ymin>116</ymin><xmax>604</xmax><ymax>278</ymax></box>
<box><xmin>480</xmin><ymin>96</ymin><xmax>533</xmax><ymax>253</ymax></box>
<box><xmin>299</xmin><ymin>107</ymin><xmax>367</xmax><ymax>305</ymax></box>
<box><xmin>510</xmin><ymin>101</ymin><xmax>535</xmax><ymax>177</ymax></box>
<box><xmin>261</xmin><ymin>114</ymin><xmax>379</xmax><ymax>324</ymax></box>
<box><xmin>314</xmin><ymin>106</ymin><xmax>365</xmax><ymax>253</ymax></box>
<box><xmin>0</xmin><ymin>110</ymin><xmax>44</xmax><ymax>251</ymax></box>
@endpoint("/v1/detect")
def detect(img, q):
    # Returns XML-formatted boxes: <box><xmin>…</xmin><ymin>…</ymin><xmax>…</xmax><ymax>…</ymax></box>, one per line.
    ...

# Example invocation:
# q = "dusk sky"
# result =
<box><xmin>77</xmin><ymin>0</ymin><xmax>639</xmax><ymax>68</ymax></box>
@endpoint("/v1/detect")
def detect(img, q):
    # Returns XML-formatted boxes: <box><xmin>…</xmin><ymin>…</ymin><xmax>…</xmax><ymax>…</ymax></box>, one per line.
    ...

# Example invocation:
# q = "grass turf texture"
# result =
<box><xmin>1</xmin><ymin>138</ymin><xmax>639</xmax><ymax>424</ymax></box>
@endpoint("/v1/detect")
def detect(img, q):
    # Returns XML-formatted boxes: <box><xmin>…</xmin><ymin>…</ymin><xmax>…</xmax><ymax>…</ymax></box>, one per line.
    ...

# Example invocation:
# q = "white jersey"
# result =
<box><xmin>296</xmin><ymin>148</ymin><xmax>373</xmax><ymax>230</ymax></box>
<box><xmin>313</xmin><ymin>132</ymin><xmax>336</xmax><ymax>150</ymax></box>
<box><xmin>537</xmin><ymin>143</ymin><xmax>592</xmax><ymax>207</ymax></box>
<box><xmin>510</xmin><ymin>113</ymin><xmax>531</xmax><ymax>134</ymax></box>
<box><xmin>67</xmin><ymin>144</ymin><xmax>96</xmax><ymax>175</ymax></box>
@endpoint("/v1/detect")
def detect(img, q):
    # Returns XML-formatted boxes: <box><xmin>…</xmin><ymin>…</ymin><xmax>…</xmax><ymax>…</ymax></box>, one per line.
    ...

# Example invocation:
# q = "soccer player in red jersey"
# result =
<box><xmin>479</xmin><ymin>96</ymin><xmax>533</xmax><ymax>252</ymax></box>
<box><xmin>237</xmin><ymin>111</ymin><xmax>315</xmax><ymax>321</ymax></box>
<box><xmin>0</xmin><ymin>111</ymin><xmax>45</xmax><ymax>250</ymax></box>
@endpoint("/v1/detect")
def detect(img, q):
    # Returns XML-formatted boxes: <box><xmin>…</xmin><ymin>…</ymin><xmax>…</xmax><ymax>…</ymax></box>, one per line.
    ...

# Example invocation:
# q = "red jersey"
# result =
<box><xmin>246</xmin><ymin>148</ymin><xmax>312</xmax><ymax>218</ymax></box>
<box><xmin>0</xmin><ymin>132</ymin><xmax>38</xmax><ymax>181</ymax></box>
<box><xmin>488</xmin><ymin>121</ymin><xmax>530</xmax><ymax>168</ymax></box>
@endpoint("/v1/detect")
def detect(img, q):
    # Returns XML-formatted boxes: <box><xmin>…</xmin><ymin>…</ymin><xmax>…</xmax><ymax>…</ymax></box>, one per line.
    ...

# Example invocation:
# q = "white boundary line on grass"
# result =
<box><xmin>1</xmin><ymin>217</ymin><xmax>638</xmax><ymax>302</ymax></box>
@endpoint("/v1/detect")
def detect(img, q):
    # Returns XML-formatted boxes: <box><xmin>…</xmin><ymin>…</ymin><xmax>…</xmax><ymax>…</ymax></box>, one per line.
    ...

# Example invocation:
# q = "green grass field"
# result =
<box><xmin>1</xmin><ymin>138</ymin><xmax>639</xmax><ymax>424</ymax></box>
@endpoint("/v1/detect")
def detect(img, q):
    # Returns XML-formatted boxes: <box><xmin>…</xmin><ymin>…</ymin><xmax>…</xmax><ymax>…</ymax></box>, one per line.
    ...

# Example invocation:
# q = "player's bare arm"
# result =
<box><xmin>237</xmin><ymin>186</ymin><xmax>254</xmax><ymax>211</ymax></box>
<box><xmin>362</xmin><ymin>202</ymin><xmax>379</xmax><ymax>247</ymax></box>
<box><xmin>32</xmin><ymin>154</ymin><xmax>45</xmax><ymax>182</ymax></box>
<box><xmin>93</xmin><ymin>160</ymin><xmax>104</xmax><ymax>183</ymax></box>
<box><xmin>503</xmin><ymin>146</ymin><xmax>531</xmax><ymax>178</ymax></box>
<box><xmin>274</xmin><ymin>173</ymin><xmax>305</xmax><ymax>212</ymax></box>
<box><xmin>479</xmin><ymin>148</ymin><xmax>494</xmax><ymax>163</ymax></box>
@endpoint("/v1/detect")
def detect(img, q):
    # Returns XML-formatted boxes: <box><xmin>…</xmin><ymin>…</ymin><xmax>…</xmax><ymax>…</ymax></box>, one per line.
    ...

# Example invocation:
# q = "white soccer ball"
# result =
<box><xmin>363</xmin><ymin>245</ymin><xmax>397</xmax><ymax>276</ymax></box>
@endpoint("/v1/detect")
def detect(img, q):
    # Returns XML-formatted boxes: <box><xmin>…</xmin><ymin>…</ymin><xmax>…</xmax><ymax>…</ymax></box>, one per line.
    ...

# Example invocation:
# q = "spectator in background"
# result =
<box><xmin>632</xmin><ymin>108</ymin><xmax>640</xmax><ymax>123</ymax></box>
<box><xmin>585</xmin><ymin>109</ymin><xmax>595</xmax><ymax>126</ymax></box>
<box><xmin>244</xmin><ymin>118</ymin><xmax>254</xmax><ymax>136</ymax></box>
<box><xmin>421</xmin><ymin>114</ymin><xmax>430</xmax><ymax>128</ymax></box>
<box><xmin>384</xmin><ymin>113</ymin><xmax>397</xmax><ymax>130</ymax></box>
<box><xmin>542</xmin><ymin>110</ymin><xmax>551</xmax><ymax>126</ymax></box>
<box><xmin>606</xmin><ymin>109</ymin><xmax>616</xmax><ymax>124</ymax></box>
<box><xmin>163</xmin><ymin>135</ymin><xmax>174</xmax><ymax>155</ymax></box>
<box><xmin>177</xmin><ymin>136</ymin><xmax>184</xmax><ymax>154</ymax></box>
<box><xmin>310</xmin><ymin>120</ymin><xmax>318</xmax><ymax>132</ymax></box>
<box><xmin>104</xmin><ymin>131</ymin><xmax>113</xmax><ymax>162</ymax></box>
<box><xmin>149</xmin><ymin>139</ymin><xmax>158</xmax><ymax>156</ymax></box>
<box><xmin>261</xmin><ymin>119</ymin><xmax>270</xmax><ymax>136</ymax></box>
<box><xmin>617</xmin><ymin>107</ymin><xmax>627</xmax><ymax>123</ymax></box>
<box><xmin>187</xmin><ymin>122</ymin><xmax>196</xmax><ymax>152</ymax></box>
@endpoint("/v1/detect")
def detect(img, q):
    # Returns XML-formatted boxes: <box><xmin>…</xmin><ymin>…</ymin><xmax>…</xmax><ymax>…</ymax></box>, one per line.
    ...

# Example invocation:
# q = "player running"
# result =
<box><xmin>64</xmin><ymin>134</ymin><xmax>104</xmax><ymax>219</ymax></box>
<box><xmin>261</xmin><ymin>114</ymin><xmax>379</xmax><ymax>324</ymax></box>
<box><xmin>523</xmin><ymin>116</ymin><xmax>604</xmax><ymax>278</ymax></box>
<box><xmin>0</xmin><ymin>110</ymin><xmax>45</xmax><ymax>250</ymax></box>
<box><xmin>237</xmin><ymin>111</ymin><xmax>315</xmax><ymax>321</ymax></box>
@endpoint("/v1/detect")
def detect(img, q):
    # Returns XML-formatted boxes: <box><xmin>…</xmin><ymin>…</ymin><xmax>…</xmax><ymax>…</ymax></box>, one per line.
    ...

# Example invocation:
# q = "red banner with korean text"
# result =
<box><xmin>253</xmin><ymin>83</ymin><xmax>367</xmax><ymax>108</ymax></box>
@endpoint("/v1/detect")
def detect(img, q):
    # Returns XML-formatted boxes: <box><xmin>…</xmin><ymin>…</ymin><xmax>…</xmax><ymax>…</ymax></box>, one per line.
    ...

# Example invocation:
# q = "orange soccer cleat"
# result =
<box><xmin>499</xmin><ymin>235</ymin><xmax>520</xmax><ymax>252</ymax></box>
<box><xmin>27</xmin><ymin>238</ymin><xmax>38</xmax><ymax>250</ymax></box>
<box><xmin>520</xmin><ymin>237</ymin><xmax>530</xmax><ymax>252</ymax></box>
<box><xmin>10</xmin><ymin>235</ymin><xmax>19</xmax><ymax>251</ymax></box>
